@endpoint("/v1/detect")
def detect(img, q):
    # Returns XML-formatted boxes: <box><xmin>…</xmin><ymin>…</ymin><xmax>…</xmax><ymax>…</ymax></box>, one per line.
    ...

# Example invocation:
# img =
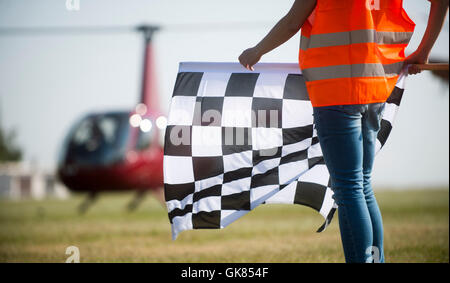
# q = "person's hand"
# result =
<box><xmin>238</xmin><ymin>47</ymin><xmax>262</xmax><ymax>71</ymax></box>
<box><xmin>404</xmin><ymin>49</ymin><xmax>430</xmax><ymax>75</ymax></box>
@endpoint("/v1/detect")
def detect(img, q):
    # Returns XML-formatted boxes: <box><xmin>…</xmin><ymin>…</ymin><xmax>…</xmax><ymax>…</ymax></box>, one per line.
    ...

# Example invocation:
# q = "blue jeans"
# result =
<box><xmin>313</xmin><ymin>103</ymin><xmax>386</xmax><ymax>263</ymax></box>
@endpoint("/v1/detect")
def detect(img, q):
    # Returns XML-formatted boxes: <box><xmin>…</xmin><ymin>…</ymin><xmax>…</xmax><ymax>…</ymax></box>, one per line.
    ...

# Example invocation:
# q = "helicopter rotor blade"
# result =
<box><xmin>0</xmin><ymin>22</ymin><xmax>273</xmax><ymax>36</ymax></box>
<box><xmin>164</xmin><ymin>21</ymin><xmax>273</xmax><ymax>32</ymax></box>
<box><xmin>0</xmin><ymin>26</ymin><xmax>136</xmax><ymax>36</ymax></box>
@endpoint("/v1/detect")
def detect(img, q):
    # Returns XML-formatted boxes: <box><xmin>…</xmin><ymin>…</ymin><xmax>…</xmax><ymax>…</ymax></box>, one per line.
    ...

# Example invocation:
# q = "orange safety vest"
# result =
<box><xmin>299</xmin><ymin>0</ymin><xmax>415</xmax><ymax>107</ymax></box>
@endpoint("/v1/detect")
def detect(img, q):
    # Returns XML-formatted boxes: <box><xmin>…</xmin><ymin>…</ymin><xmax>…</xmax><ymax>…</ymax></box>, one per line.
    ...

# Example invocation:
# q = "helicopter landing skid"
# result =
<box><xmin>127</xmin><ymin>191</ymin><xmax>147</xmax><ymax>211</ymax></box>
<box><xmin>78</xmin><ymin>192</ymin><xmax>98</xmax><ymax>214</ymax></box>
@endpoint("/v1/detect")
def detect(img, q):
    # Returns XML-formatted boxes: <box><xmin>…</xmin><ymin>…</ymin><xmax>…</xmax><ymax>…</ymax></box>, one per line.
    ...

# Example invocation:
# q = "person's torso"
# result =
<box><xmin>299</xmin><ymin>0</ymin><xmax>415</xmax><ymax>107</ymax></box>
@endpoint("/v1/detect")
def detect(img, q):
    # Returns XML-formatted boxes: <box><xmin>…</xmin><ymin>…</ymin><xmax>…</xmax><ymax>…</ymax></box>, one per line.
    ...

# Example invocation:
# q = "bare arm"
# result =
<box><xmin>238</xmin><ymin>0</ymin><xmax>317</xmax><ymax>71</ymax></box>
<box><xmin>405</xmin><ymin>0</ymin><xmax>449</xmax><ymax>74</ymax></box>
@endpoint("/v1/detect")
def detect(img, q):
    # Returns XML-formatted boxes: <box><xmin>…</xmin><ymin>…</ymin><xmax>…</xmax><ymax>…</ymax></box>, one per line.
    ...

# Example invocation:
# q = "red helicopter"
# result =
<box><xmin>56</xmin><ymin>25</ymin><xmax>166</xmax><ymax>212</ymax></box>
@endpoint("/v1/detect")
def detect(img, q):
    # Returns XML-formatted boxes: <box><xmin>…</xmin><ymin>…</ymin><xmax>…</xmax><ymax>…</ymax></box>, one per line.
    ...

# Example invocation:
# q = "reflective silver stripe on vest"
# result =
<box><xmin>302</xmin><ymin>61</ymin><xmax>404</xmax><ymax>82</ymax></box>
<box><xmin>300</xmin><ymin>29</ymin><xmax>413</xmax><ymax>51</ymax></box>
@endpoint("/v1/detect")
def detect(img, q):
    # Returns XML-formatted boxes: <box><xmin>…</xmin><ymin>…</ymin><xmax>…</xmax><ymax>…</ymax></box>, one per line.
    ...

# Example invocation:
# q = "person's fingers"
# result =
<box><xmin>239</xmin><ymin>49</ymin><xmax>258</xmax><ymax>71</ymax></box>
<box><xmin>238</xmin><ymin>53</ymin><xmax>247</xmax><ymax>66</ymax></box>
<box><xmin>408</xmin><ymin>64</ymin><xmax>418</xmax><ymax>75</ymax></box>
<box><xmin>414</xmin><ymin>66</ymin><xmax>422</xmax><ymax>74</ymax></box>
<box><xmin>239</xmin><ymin>59</ymin><xmax>248</xmax><ymax>70</ymax></box>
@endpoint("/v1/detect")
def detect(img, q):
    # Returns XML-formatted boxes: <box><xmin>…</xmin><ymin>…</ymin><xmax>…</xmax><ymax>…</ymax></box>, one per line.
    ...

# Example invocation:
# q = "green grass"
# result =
<box><xmin>0</xmin><ymin>189</ymin><xmax>448</xmax><ymax>263</ymax></box>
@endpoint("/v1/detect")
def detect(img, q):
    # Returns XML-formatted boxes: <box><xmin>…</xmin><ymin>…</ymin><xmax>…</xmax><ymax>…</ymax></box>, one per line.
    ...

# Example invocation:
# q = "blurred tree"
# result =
<box><xmin>0</xmin><ymin>126</ymin><xmax>22</xmax><ymax>162</ymax></box>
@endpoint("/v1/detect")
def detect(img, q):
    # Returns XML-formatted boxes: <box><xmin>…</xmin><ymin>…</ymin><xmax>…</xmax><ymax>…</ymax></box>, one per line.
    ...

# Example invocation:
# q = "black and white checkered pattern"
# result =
<box><xmin>164</xmin><ymin>62</ymin><xmax>407</xmax><ymax>240</ymax></box>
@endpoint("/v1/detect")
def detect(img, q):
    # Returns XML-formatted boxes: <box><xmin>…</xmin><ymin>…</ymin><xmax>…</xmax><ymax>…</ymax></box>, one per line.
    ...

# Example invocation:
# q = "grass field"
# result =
<box><xmin>0</xmin><ymin>189</ymin><xmax>448</xmax><ymax>263</ymax></box>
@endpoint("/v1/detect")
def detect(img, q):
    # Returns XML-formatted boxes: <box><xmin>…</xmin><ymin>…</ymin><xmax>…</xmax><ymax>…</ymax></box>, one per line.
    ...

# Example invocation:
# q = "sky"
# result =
<box><xmin>0</xmin><ymin>0</ymin><xmax>448</xmax><ymax>189</ymax></box>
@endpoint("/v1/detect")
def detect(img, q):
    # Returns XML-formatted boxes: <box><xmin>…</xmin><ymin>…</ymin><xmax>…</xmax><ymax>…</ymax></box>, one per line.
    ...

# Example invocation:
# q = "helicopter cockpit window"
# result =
<box><xmin>64</xmin><ymin>113</ymin><xmax>129</xmax><ymax>166</ymax></box>
<box><xmin>72</xmin><ymin>117</ymin><xmax>118</xmax><ymax>151</ymax></box>
<box><xmin>98</xmin><ymin>118</ymin><xmax>118</xmax><ymax>144</ymax></box>
<box><xmin>72</xmin><ymin>119</ymin><xmax>93</xmax><ymax>146</ymax></box>
<box><xmin>136</xmin><ymin>121</ymin><xmax>153</xmax><ymax>151</ymax></box>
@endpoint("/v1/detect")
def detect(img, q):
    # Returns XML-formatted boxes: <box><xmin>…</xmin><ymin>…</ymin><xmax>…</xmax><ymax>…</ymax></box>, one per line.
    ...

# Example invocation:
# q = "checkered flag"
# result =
<box><xmin>164</xmin><ymin>62</ymin><xmax>407</xmax><ymax>240</ymax></box>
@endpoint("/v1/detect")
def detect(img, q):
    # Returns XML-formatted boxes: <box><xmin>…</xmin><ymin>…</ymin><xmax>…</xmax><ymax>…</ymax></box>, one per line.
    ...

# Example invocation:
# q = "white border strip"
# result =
<box><xmin>179</xmin><ymin>62</ymin><xmax>303</xmax><ymax>74</ymax></box>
